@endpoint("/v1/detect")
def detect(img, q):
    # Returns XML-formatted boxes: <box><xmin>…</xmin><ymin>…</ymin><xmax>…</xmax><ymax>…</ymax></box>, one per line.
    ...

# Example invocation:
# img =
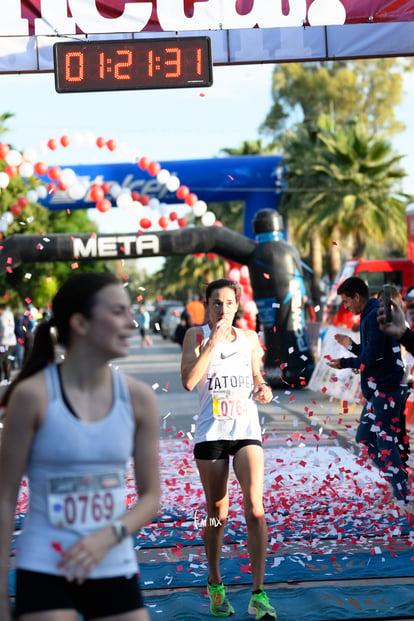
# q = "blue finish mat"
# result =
<box><xmin>138</xmin><ymin>549</ymin><xmax>414</xmax><ymax>590</ymax></box>
<box><xmin>143</xmin><ymin>583</ymin><xmax>414</xmax><ymax>621</ymax></box>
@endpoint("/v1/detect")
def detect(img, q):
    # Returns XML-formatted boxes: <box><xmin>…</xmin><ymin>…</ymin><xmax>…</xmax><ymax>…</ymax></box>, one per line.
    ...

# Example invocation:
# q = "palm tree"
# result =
<box><xmin>280</xmin><ymin>115</ymin><xmax>412</xmax><ymax>303</ymax></box>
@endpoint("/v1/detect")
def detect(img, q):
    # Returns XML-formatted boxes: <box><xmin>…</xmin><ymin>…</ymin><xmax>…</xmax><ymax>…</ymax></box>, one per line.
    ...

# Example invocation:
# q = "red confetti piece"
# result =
<box><xmin>51</xmin><ymin>541</ymin><xmax>64</xmax><ymax>555</ymax></box>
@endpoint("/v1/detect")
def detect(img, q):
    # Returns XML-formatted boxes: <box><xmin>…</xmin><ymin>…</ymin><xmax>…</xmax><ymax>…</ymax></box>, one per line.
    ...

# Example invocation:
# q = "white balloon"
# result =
<box><xmin>19</xmin><ymin>162</ymin><xmax>34</xmax><ymax>178</ymax></box>
<box><xmin>2</xmin><ymin>211</ymin><xmax>14</xmax><ymax>225</ymax></box>
<box><xmin>37</xmin><ymin>185</ymin><xmax>48</xmax><ymax>199</ymax></box>
<box><xmin>110</xmin><ymin>183</ymin><xmax>122</xmax><ymax>199</ymax></box>
<box><xmin>159</xmin><ymin>203</ymin><xmax>169</xmax><ymax>216</ymax></box>
<box><xmin>116</xmin><ymin>193</ymin><xmax>133</xmax><ymax>209</ymax></box>
<box><xmin>26</xmin><ymin>189</ymin><xmax>38</xmax><ymax>203</ymax></box>
<box><xmin>149</xmin><ymin>197</ymin><xmax>160</xmax><ymax>210</ymax></box>
<box><xmin>0</xmin><ymin>171</ymin><xmax>10</xmax><ymax>189</ymax></box>
<box><xmin>129</xmin><ymin>148</ymin><xmax>141</xmax><ymax>163</ymax></box>
<box><xmin>240</xmin><ymin>265</ymin><xmax>250</xmax><ymax>279</ymax></box>
<box><xmin>193</xmin><ymin>200</ymin><xmax>207</xmax><ymax>217</ymax></box>
<box><xmin>68</xmin><ymin>184</ymin><xmax>87</xmax><ymax>200</ymax></box>
<box><xmin>166</xmin><ymin>175</ymin><xmax>180</xmax><ymax>192</ymax></box>
<box><xmin>245</xmin><ymin>300</ymin><xmax>258</xmax><ymax>316</ymax></box>
<box><xmin>201</xmin><ymin>211</ymin><xmax>216</xmax><ymax>226</ymax></box>
<box><xmin>72</xmin><ymin>132</ymin><xmax>85</xmax><ymax>147</ymax></box>
<box><xmin>228</xmin><ymin>268</ymin><xmax>240</xmax><ymax>282</ymax></box>
<box><xmin>60</xmin><ymin>168</ymin><xmax>77</xmax><ymax>187</ymax></box>
<box><xmin>23</xmin><ymin>147</ymin><xmax>37</xmax><ymax>162</ymax></box>
<box><xmin>157</xmin><ymin>169</ymin><xmax>170</xmax><ymax>185</ymax></box>
<box><xmin>117</xmin><ymin>141</ymin><xmax>129</xmax><ymax>157</ymax></box>
<box><xmin>0</xmin><ymin>219</ymin><xmax>8</xmax><ymax>232</ymax></box>
<box><xmin>6</xmin><ymin>149</ymin><xmax>23</xmax><ymax>167</ymax></box>
<box><xmin>84</xmin><ymin>132</ymin><xmax>96</xmax><ymax>147</ymax></box>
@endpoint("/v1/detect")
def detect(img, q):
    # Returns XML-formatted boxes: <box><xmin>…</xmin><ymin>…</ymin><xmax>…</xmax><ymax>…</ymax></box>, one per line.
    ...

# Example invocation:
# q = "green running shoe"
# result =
<box><xmin>248</xmin><ymin>588</ymin><xmax>277</xmax><ymax>620</ymax></box>
<box><xmin>207</xmin><ymin>582</ymin><xmax>235</xmax><ymax>617</ymax></box>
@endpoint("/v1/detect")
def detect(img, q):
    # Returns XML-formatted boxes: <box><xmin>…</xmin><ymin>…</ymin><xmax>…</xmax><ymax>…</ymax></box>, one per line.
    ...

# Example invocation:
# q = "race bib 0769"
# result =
<box><xmin>47</xmin><ymin>472</ymin><xmax>125</xmax><ymax>531</ymax></box>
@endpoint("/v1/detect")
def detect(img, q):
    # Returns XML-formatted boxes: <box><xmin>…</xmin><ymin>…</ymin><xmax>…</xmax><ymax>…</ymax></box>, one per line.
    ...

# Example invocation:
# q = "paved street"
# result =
<box><xmin>117</xmin><ymin>331</ymin><xmax>363</xmax><ymax>455</ymax></box>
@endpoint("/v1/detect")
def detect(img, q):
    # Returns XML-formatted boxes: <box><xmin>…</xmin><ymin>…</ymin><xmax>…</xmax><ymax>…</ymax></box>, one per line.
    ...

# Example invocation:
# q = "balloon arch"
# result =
<box><xmin>0</xmin><ymin>136</ymin><xmax>313</xmax><ymax>388</ymax></box>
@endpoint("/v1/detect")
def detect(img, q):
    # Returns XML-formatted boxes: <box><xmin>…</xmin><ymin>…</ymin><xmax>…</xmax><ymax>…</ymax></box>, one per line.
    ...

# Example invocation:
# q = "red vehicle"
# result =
<box><xmin>323</xmin><ymin>258</ymin><xmax>414</xmax><ymax>329</ymax></box>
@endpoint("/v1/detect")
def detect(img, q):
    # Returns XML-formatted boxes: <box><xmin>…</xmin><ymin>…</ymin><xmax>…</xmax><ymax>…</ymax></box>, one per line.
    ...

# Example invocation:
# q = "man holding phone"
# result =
<box><xmin>327</xmin><ymin>277</ymin><xmax>409</xmax><ymax>506</ymax></box>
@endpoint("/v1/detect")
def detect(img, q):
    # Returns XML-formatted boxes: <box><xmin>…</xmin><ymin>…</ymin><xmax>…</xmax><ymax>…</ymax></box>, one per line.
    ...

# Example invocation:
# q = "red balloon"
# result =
<box><xmin>178</xmin><ymin>217</ymin><xmax>187</xmax><ymax>228</ymax></box>
<box><xmin>169</xmin><ymin>211</ymin><xmax>178</xmax><ymax>221</ymax></box>
<box><xmin>140</xmin><ymin>217</ymin><xmax>152</xmax><ymax>229</ymax></box>
<box><xmin>17</xmin><ymin>196</ymin><xmax>29</xmax><ymax>208</ymax></box>
<box><xmin>0</xmin><ymin>143</ymin><xmax>10</xmax><ymax>159</ymax></box>
<box><xmin>193</xmin><ymin>253</ymin><xmax>205</xmax><ymax>258</ymax></box>
<box><xmin>107</xmin><ymin>139</ymin><xmax>117</xmax><ymax>151</ymax></box>
<box><xmin>48</xmin><ymin>166</ymin><xmax>62</xmax><ymax>181</ymax></box>
<box><xmin>101</xmin><ymin>182</ymin><xmax>111</xmax><ymax>194</ymax></box>
<box><xmin>96</xmin><ymin>199</ymin><xmax>112</xmax><ymax>213</ymax></box>
<box><xmin>34</xmin><ymin>161</ymin><xmax>48</xmax><ymax>176</ymax></box>
<box><xmin>89</xmin><ymin>185</ymin><xmax>104</xmax><ymax>202</ymax></box>
<box><xmin>139</xmin><ymin>194</ymin><xmax>150</xmax><ymax>206</ymax></box>
<box><xmin>60</xmin><ymin>135</ymin><xmax>71</xmax><ymax>147</ymax></box>
<box><xmin>207</xmin><ymin>253</ymin><xmax>217</xmax><ymax>260</ymax></box>
<box><xmin>47</xmin><ymin>183</ymin><xmax>57</xmax><ymax>194</ymax></box>
<box><xmin>96</xmin><ymin>137</ymin><xmax>106</xmax><ymax>148</ymax></box>
<box><xmin>5</xmin><ymin>165</ymin><xmax>18</xmax><ymax>178</ymax></box>
<box><xmin>58</xmin><ymin>181</ymin><xmax>67</xmax><ymax>191</ymax></box>
<box><xmin>47</xmin><ymin>138</ymin><xmax>57</xmax><ymax>150</ymax></box>
<box><xmin>158</xmin><ymin>216</ymin><xmax>169</xmax><ymax>229</ymax></box>
<box><xmin>176</xmin><ymin>185</ymin><xmax>189</xmax><ymax>200</ymax></box>
<box><xmin>148</xmin><ymin>161</ymin><xmax>161</xmax><ymax>177</ymax></box>
<box><xmin>138</xmin><ymin>156</ymin><xmax>150</xmax><ymax>170</ymax></box>
<box><xmin>10</xmin><ymin>204</ymin><xmax>21</xmax><ymax>216</ymax></box>
<box><xmin>185</xmin><ymin>193</ymin><xmax>198</xmax><ymax>207</ymax></box>
<box><xmin>131</xmin><ymin>190</ymin><xmax>141</xmax><ymax>201</ymax></box>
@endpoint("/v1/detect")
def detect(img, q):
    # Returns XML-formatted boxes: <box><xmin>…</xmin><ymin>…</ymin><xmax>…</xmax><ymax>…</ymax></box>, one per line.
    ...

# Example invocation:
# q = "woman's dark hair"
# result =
<box><xmin>205</xmin><ymin>278</ymin><xmax>241</xmax><ymax>303</ymax></box>
<box><xmin>1</xmin><ymin>272</ymin><xmax>119</xmax><ymax>407</ymax></box>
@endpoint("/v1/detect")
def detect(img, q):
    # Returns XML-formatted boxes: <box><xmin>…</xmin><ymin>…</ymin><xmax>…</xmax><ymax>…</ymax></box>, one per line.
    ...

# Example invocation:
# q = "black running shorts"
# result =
<box><xmin>14</xmin><ymin>569</ymin><xmax>145</xmax><ymax>619</ymax></box>
<box><xmin>194</xmin><ymin>439</ymin><xmax>262</xmax><ymax>460</ymax></box>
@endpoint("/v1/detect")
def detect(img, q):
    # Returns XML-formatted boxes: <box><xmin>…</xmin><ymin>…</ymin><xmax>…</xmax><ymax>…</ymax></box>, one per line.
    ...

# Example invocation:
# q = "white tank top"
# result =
<box><xmin>16</xmin><ymin>363</ymin><xmax>138</xmax><ymax>578</ymax></box>
<box><xmin>195</xmin><ymin>326</ymin><xmax>262</xmax><ymax>444</ymax></box>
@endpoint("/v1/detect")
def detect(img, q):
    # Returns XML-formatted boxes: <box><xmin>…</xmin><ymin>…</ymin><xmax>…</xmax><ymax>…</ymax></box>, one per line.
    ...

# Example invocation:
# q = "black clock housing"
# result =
<box><xmin>54</xmin><ymin>37</ymin><xmax>213</xmax><ymax>93</ymax></box>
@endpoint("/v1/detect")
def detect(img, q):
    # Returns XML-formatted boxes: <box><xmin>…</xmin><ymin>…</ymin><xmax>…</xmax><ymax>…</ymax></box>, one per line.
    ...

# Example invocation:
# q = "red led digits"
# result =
<box><xmin>165</xmin><ymin>47</ymin><xmax>181</xmax><ymax>78</ymax></box>
<box><xmin>65</xmin><ymin>51</ymin><xmax>84</xmax><ymax>82</ymax></box>
<box><xmin>114</xmin><ymin>49</ymin><xmax>133</xmax><ymax>80</ymax></box>
<box><xmin>54</xmin><ymin>37</ymin><xmax>213</xmax><ymax>93</ymax></box>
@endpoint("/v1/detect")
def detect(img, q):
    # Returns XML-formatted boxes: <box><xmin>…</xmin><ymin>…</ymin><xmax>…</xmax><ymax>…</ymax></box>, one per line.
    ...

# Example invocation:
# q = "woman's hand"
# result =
<box><xmin>57</xmin><ymin>526</ymin><xmax>116</xmax><ymax>583</ymax></box>
<box><xmin>254</xmin><ymin>383</ymin><xmax>273</xmax><ymax>404</ymax></box>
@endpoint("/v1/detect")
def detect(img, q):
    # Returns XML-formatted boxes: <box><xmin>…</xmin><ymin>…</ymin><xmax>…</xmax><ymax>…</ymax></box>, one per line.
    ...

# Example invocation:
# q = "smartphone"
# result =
<box><xmin>382</xmin><ymin>284</ymin><xmax>392</xmax><ymax>323</ymax></box>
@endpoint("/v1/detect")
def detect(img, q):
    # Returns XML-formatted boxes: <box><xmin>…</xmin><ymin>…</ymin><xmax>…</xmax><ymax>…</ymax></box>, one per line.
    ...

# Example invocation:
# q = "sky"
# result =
<box><xmin>1</xmin><ymin>63</ymin><xmax>414</xmax><ymax>272</ymax></box>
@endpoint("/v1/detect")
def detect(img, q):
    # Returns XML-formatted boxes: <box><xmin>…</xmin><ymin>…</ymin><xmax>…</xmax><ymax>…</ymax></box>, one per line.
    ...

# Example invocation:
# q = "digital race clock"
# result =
<box><xmin>53</xmin><ymin>37</ymin><xmax>213</xmax><ymax>93</ymax></box>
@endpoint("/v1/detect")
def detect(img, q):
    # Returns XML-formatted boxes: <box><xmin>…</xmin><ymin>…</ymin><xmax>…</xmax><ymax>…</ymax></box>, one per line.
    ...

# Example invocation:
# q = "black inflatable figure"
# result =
<box><xmin>248</xmin><ymin>209</ymin><xmax>314</xmax><ymax>388</ymax></box>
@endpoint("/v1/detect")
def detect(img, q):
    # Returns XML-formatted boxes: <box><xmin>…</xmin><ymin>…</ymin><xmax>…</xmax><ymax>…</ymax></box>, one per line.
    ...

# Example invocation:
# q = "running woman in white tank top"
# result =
<box><xmin>0</xmin><ymin>273</ymin><xmax>160</xmax><ymax>621</ymax></box>
<box><xmin>181</xmin><ymin>278</ymin><xmax>276</xmax><ymax>620</ymax></box>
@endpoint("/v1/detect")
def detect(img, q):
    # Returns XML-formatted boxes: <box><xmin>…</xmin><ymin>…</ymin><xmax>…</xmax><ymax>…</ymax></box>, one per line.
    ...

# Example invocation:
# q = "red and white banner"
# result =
<box><xmin>2</xmin><ymin>1</ymin><xmax>414</xmax><ymax>74</ymax></box>
<box><xmin>13</xmin><ymin>1</ymin><xmax>414</xmax><ymax>35</ymax></box>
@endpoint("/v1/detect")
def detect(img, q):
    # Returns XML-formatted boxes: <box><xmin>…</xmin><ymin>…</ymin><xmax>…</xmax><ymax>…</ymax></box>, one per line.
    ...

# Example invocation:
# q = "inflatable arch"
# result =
<box><xmin>0</xmin><ymin>208</ymin><xmax>314</xmax><ymax>388</ymax></box>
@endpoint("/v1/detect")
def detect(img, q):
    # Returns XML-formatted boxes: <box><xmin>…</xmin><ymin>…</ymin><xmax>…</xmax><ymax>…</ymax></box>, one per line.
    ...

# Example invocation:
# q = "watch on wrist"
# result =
<box><xmin>112</xmin><ymin>520</ymin><xmax>129</xmax><ymax>543</ymax></box>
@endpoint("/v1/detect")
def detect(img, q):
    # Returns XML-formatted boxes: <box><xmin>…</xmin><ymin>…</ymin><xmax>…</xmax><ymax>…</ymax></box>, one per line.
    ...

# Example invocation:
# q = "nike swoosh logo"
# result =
<box><xmin>220</xmin><ymin>351</ymin><xmax>237</xmax><ymax>359</ymax></box>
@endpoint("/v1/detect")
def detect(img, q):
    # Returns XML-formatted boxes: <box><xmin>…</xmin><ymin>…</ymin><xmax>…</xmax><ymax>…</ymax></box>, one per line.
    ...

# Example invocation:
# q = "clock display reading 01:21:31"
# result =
<box><xmin>53</xmin><ymin>37</ymin><xmax>213</xmax><ymax>93</ymax></box>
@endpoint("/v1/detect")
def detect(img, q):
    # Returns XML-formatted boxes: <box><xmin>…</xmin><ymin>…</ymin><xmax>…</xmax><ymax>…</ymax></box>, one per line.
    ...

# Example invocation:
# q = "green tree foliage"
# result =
<box><xmin>261</xmin><ymin>59</ymin><xmax>413</xmax><ymax>138</ymax></box>
<box><xmin>280</xmin><ymin>116</ymin><xmax>411</xmax><ymax>287</ymax></box>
